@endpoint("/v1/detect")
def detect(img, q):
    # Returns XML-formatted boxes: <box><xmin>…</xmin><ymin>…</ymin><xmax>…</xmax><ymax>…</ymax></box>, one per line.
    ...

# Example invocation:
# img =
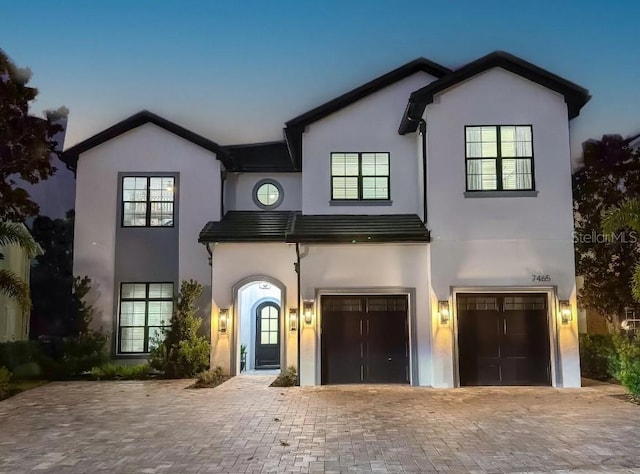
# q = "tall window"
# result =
<box><xmin>118</xmin><ymin>282</ymin><xmax>173</xmax><ymax>354</ymax></box>
<box><xmin>465</xmin><ymin>126</ymin><xmax>534</xmax><ymax>192</ymax></box>
<box><xmin>122</xmin><ymin>176</ymin><xmax>175</xmax><ymax>227</ymax></box>
<box><xmin>331</xmin><ymin>152</ymin><xmax>390</xmax><ymax>200</ymax></box>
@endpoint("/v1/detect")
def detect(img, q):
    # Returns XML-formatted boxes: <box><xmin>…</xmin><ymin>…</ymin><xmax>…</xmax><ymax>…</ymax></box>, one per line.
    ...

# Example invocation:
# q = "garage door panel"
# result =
<box><xmin>458</xmin><ymin>293</ymin><xmax>550</xmax><ymax>386</ymax></box>
<box><xmin>322</xmin><ymin>310</ymin><xmax>362</xmax><ymax>384</ymax></box>
<box><xmin>322</xmin><ymin>295</ymin><xmax>409</xmax><ymax>385</ymax></box>
<box><xmin>366</xmin><ymin>310</ymin><xmax>409</xmax><ymax>383</ymax></box>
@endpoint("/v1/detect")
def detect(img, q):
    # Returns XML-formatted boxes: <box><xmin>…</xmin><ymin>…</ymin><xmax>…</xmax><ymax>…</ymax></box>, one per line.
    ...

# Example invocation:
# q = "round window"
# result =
<box><xmin>253</xmin><ymin>180</ymin><xmax>284</xmax><ymax>209</ymax></box>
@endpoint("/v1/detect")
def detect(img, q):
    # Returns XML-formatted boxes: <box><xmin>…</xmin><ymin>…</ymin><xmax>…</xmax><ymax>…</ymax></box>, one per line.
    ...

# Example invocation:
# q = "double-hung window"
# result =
<box><xmin>465</xmin><ymin>126</ymin><xmax>534</xmax><ymax>192</ymax></box>
<box><xmin>118</xmin><ymin>282</ymin><xmax>173</xmax><ymax>354</ymax></box>
<box><xmin>331</xmin><ymin>152</ymin><xmax>390</xmax><ymax>200</ymax></box>
<box><xmin>122</xmin><ymin>176</ymin><xmax>175</xmax><ymax>227</ymax></box>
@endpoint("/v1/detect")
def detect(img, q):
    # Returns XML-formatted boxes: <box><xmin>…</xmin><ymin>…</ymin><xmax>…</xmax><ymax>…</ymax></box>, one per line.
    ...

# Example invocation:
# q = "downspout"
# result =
<box><xmin>220</xmin><ymin>170</ymin><xmax>227</xmax><ymax>218</ymax></box>
<box><xmin>295</xmin><ymin>243</ymin><xmax>301</xmax><ymax>386</ymax></box>
<box><xmin>419</xmin><ymin>119</ymin><xmax>427</xmax><ymax>224</ymax></box>
<box><xmin>406</xmin><ymin>115</ymin><xmax>428</xmax><ymax>224</ymax></box>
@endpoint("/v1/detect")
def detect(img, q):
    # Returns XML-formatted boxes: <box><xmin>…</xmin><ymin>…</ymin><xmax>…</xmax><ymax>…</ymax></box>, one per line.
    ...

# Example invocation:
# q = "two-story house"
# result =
<box><xmin>62</xmin><ymin>51</ymin><xmax>590</xmax><ymax>387</ymax></box>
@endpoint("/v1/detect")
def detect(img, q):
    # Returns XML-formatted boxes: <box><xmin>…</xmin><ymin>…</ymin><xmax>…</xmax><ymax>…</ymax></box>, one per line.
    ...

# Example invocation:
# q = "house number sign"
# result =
<box><xmin>531</xmin><ymin>274</ymin><xmax>551</xmax><ymax>282</ymax></box>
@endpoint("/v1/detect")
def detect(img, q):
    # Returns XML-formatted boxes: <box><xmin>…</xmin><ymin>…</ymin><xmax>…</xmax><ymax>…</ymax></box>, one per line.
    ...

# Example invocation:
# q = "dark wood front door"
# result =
<box><xmin>457</xmin><ymin>294</ymin><xmax>550</xmax><ymax>386</ymax></box>
<box><xmin>255</xmin><ymin>302</ymin><xmax>280</xmax><ymax>369</ymax></box>
<box><xmin>321</xmin><ymin>295</ymin><xmax>409</xmax><ymax>384</ymax></box>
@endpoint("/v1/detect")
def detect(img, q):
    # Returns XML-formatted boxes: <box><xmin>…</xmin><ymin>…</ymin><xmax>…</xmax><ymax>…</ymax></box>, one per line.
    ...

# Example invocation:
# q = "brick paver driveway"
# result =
<box><xmin>1</xmin><ymin>375</ymin><xmax>639</xmax><ymax>473</ymax></box>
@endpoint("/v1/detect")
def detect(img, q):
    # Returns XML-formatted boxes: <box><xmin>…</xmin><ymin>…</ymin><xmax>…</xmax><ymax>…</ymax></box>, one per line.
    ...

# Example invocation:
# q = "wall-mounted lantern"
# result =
<box><xmin>303</xmin><ymin>300</ymin><xmax>314</xmax><ymax>325</ymax></box>
<box><xmin>219</xmin><ymin>308</ymin><xmax>228</xmax><ymax>333</ymax></box>
<box><xmin>560</xmin><ymin>301</ymin><xmax>572</xmax><ymax>325</ymax></box>
<box><xmin>438</xmin><ymin>301</ymin><xmax>450</xmax><ymax>325</ymax></box>
<box><xmin>289</xmin><ymin>308</ymin><xmax>298</xmax><ymax>331</ymax></box>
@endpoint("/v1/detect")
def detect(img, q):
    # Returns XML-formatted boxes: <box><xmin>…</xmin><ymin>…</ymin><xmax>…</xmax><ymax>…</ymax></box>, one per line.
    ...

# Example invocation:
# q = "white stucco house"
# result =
<box><xmin>62</xmin><ymin>51</ymin><xmax>590</xmax><ymax>387</ymax></box>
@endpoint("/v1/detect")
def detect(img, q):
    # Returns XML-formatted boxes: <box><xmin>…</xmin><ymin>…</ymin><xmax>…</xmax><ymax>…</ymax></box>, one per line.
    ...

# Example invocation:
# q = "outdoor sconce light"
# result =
<box><xmin>219</xmin><ymin>308</ymin><xmax>228</xmax><ymax>333</ymax></box>
<box><xmin>438</xmin><ymin>301</ymin><xmax>450</xmax><ymax>325</ymax></box>
<box><xmin>560</xmin><ymin>301</ymin><xmax>572</xmax><ymax>325</ymax></box>
<box><xmin>289</xmin><ymin>308</ymin><xmax>298</xmax><ymax>331</ymax></box>
<box><xmin>303</xmin><ymin>300</ymin><xmax>314</xmax><ymax>325</ymax></box>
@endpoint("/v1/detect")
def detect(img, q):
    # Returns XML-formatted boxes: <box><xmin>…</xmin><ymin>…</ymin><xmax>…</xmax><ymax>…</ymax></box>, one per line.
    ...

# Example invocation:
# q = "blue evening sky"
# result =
<box><xmin>2</xmin><ymin>0</ymin><xmax>639</xmax><ymax>159</ymax></box>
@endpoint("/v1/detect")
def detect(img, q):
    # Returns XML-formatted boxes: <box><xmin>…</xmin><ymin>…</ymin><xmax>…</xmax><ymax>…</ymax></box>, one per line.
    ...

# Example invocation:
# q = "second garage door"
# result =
<box><xmin>457</xmin><ymin>293</ymin><xmax>551</xmax><ymax>386</ymax></box>
<box><xmin>321</xmin><ymin>295</ymin><xmax>409</xmax><ymax>384</ymax></box>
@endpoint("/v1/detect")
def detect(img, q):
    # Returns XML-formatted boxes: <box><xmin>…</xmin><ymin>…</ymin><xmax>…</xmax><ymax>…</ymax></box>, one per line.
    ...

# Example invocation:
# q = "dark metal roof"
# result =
<box><xmin>199</xmin><ymin>211</ymin><xmax>294</xmax><ymax>243</ymax></box>
<box><xmin>199</xmin><ymin>212</ymin><xmax>430</xmax><ymax>244</ymax></box>
<box><xmin>399</xmin><ymin>51</ymin><xmax>591</xmax><ymax>135</ymax></box>
<box><xmin>284</xmin><ymin>57</ymin><xmax>451</xmax><ymax>169</ymax></box>
<box><xmin>223</xmin><ymin>141</ymin><xmax>296</xmax><ymax>172</ymax></box>
<box><xmin>287</xmin><ymin>214</ymin><xmax>430</xmax><ymax>243</ymax></box>
<box><xmin>61</xmin><ymin>110</ymin><xmax>234</xmax><ymax>171</ymax></box>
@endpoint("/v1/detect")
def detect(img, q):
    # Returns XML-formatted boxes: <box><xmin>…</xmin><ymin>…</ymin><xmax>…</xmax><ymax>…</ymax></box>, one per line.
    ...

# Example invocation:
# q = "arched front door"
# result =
<box><xmin>255</xmin><ymin>302</ymin><xmax>280</xmax><ymax>369</ymax></box>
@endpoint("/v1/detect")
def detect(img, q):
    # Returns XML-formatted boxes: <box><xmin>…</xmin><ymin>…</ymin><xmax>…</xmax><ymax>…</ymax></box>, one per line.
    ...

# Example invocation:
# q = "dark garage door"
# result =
<box><xmin>321</xmin><ymin>295</ymin><xmax>409</xmax><ymax>384</ymax></box>
<box><xmin>457</xmin><ymin>294</ymin><xmax>551</xmax><ymax>386</ymax></box>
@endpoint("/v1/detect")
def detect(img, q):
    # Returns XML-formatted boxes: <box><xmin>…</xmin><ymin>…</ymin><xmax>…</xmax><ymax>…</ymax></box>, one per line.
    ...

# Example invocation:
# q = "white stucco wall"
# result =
<box><xmin>210</xmin><ymin>243</ymin><xmax>298</xmax><ymax>375</ymax></box>
<box><xmin>425</xmin><ymin>67</ymin><xmax>579</xmax><ymax>387</ymax></box>
<box><xmin>225</xmin><ymin>172</ymin><xmax>301</xmax><ymax>211</ymax></box>
<box><xmin>73</xmin><ymin>123</ymin><xmax>222</xmax><ymax>335</ymax></box>
<box><xmin>298</xmin><ymin>244</ymin><xmax>431</xmax><ymax>386</ymax></box>
<box><xmin>301</xmin><ymin>72</ymin><xmax>437</xmax><ymax>215</ymax></box>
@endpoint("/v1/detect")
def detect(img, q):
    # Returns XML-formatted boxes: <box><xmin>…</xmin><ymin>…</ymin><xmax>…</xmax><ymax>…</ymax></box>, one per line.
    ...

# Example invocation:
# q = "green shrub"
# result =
<box><xmin>0</xmin><ymin>341</ymin><xmax>42</xmax><ymax>372</ymax></box>
<box><xmin>41</xmin><ymin>331</ymin><xmax>108</xmax><ymax>379</ymax></box>
<box><xmin>0</xmin><ymin>366</ymin><xmax>11</xmax><ymax>399</ymax></box>
<box><xmin>579</xmin><ymin>333</ymin><xmax>616</xmax><ymax>381</ymax></box>
<box><xmin>611</xmin><ymin>335</ymin><xmax>640</xmax><ymax>395</ymax></box>
<box><xmin>90</xmin><ymin>363</ymin><xmax>152</xmax><ymax>381</ymax></box>
<box><xmin>194</xmin><ymin>366</ymin><xmax>228</xmax><ymax>388</ymax></box>
<box><xmin>270</xmin><ymin>366</ymin><xmax>298</xmax><ymax>387</ymax></box>
<box><xmin>149</xmin><ymin>280</ymin><xmax>210</xmax><ymax>378</ymax></box>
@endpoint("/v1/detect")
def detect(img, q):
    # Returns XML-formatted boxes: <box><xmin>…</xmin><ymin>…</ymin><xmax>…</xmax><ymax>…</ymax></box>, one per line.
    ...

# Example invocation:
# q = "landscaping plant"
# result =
<box><xmin>0</xmin><ymin>366</ymin><xmax>11</xmax><ymax>400</ymax></box>
<box><xmin>579</xmin><ymin>333</ymin><xmax>616</xmax><ymax>381</ymax></box>
<box><xmin>90</xmin><ymin>363</ymin><xmax>152</xmax><ymax>381</ymax></box>
<box><xmin>194</xmin><ymin>366</ymin><xmax>228</xmax><ymax>388</ymax></box>
<box><xmin>270</xmin><ymin>366</ymin><xmax>298</xmax><ymax>387</ymax></box>
<box><xmin>149</xmin><ymin>279</ymin><xmax>210</xmax><ymax>378</ymax></box>
<box><xmin>611</xmin><ymin>335</ymin><xmax>640</xmax><ymax>395</ymax></box>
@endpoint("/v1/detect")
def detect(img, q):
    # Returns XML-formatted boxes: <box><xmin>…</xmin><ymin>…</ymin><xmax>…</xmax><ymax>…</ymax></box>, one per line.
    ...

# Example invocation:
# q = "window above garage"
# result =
<box><xmin>464</xmin><ymin>125</ymin><xmax>536</xmax><ymax>195</ymax></box>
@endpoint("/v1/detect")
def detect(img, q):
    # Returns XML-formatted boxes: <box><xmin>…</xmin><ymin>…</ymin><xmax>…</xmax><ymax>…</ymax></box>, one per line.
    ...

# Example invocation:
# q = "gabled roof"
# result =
<box><xmin>284</xmin><ymin>57</ymin><xmax>451</xmax><ymax>169</ymax></box>
<box><xmin>61</xmin><ymin>110</ymin><xmax>234</xmax><ymax>170</ymax></box>
<box><xmin>198</xmin><ymin>212</ymin><xmax>430</xmax><ymax>244</ymax></box>
<box><xmin>399</xmin><ymin>51</ymin><xmax>591</xmax><ymax>135</ymax></box>
<box><xmin>223</xmin><ymin>141</ymin><xmax>295</xmax><ymax>172</ymax></box>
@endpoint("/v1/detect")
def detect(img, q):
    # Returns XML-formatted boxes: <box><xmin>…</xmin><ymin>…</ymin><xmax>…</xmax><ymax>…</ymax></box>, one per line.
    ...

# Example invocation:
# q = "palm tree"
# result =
<box><xmin>602</xmin><ymin>198</ymin><xmax>640</xmax><ymax>301</ymax></box>
<box><xmin>0</xmin><ymin>222</ymin><xmax>41</xmax><ymax>310</ymax></box>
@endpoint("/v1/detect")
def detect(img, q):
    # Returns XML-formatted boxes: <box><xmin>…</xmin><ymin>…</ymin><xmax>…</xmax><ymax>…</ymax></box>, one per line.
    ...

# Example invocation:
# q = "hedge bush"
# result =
<box><xmin>0</xmin><ymin>367</ymin><xmax>11</xmax><ymax>399</ymax></box>
<box><xmin>194</xmin><ymin>366</ymin><xmax>228</xmax><ymax>388</ymax></box>
<box><xmin>270</xmin><ymin>366</ymin><xmax>298</xmax><ymax>387</ymax></box>
<box><xmin>611</xmin><ymin>335</ymin><xmax>640</xmax><ymax>395</ymax></box>
<box><xmin>579</xmin><ymin>333</ymin><xmax>616</xmax><ymax>381</ymax></box>
<box><xmin>89</xmin><ymin>363</ymin><xmax>152</xmax><ymax>381</ymax></box>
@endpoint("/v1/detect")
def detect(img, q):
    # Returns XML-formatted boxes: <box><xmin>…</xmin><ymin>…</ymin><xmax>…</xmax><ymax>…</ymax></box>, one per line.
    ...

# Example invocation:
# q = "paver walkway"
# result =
<box><xmin>1</xmin><ymin>375</ymin><xmax>639</xmax><ymax>473</ymax></box>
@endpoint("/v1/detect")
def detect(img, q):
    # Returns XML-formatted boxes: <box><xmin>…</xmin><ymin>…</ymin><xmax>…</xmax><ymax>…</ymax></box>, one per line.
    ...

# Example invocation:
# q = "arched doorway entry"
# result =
<box><xmin>233</xmin><ymin>276</ymin><xmax>285</xmax><ymax>374</ymax></box>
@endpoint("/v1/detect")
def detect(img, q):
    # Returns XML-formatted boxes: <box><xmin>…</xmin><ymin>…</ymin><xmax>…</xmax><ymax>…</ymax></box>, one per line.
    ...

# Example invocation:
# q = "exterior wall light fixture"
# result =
<box><xmin>219</xmin><ymin>308</ymin><xmax>228</xmax><ymax>333</ymax></box>
<box><xmin>560</xmin><ymin>301</ymin><xmax>572</xmax><ymax>325</ymax></box>
<box><xmin>303</xmin><ymin>300</ymin><xmax>314</xmax><ymax>325</ymax></box>
<box><xmin>289</xmin><ymin>308</ymin><xmax>298</xmax><ymax>331</ymax></box>
<box><xmin>438</xmin><ymin>301</ymin><xmax>450</xmax><ymax>325</ymax></box>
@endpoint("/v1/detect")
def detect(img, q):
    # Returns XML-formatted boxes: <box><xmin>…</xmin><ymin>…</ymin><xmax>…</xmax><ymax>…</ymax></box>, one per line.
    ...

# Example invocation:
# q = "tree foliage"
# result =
<box><xmin>149</xmin><ymin>280</ymin><xmax>210</xmax><ymax>378</ymax></box>
<box><xmin>0</xmin><ymin>221</ymin><xmax>40</xmax><ymax>310</ymax></box>
<box><xmin>573</xmin><ymin>135</ymin><xmax>640</xmax><ymax>322</ymax></box>
<box><xmin>29</xmin><ymin>212</ymin><xmax>77</xmax><ymax>337</ymax></box>
<box><xmin>0</xmin><ymin>48</ymin><xmax>67</xmax><ymax>221</ymax></box>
